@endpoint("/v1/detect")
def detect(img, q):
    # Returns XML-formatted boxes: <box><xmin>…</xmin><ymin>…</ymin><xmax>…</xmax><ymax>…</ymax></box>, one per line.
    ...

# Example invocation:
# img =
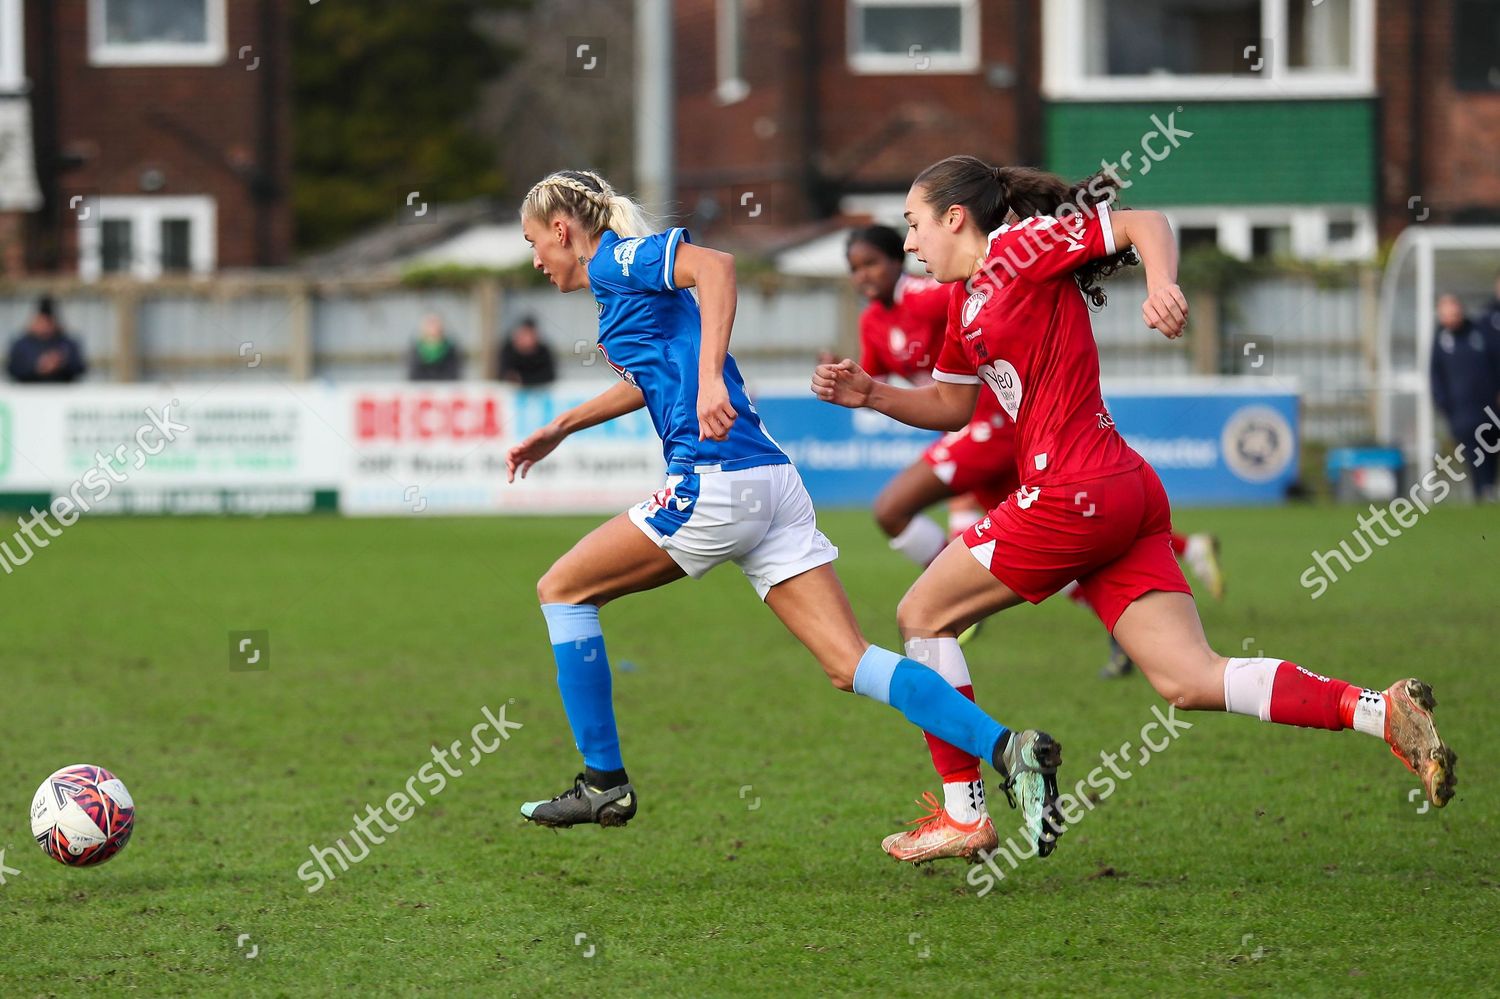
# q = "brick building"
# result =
<box><xmin>6</xmin><ymin>0</ymin><xmax>293</xmax><ymax>278</ymax></box>
<box><xmin>674</xmin><ymin>0</ymin><xmax>1500</xmax><ymax>259</ymax></box>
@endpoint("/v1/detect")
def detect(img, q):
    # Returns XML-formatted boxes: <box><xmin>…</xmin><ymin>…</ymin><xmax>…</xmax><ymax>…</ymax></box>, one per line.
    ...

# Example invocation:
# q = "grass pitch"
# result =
<box><xmin>0</xmin><ymin>505</ymin><xmax>1495</xmax><ymax>996</ymax></box>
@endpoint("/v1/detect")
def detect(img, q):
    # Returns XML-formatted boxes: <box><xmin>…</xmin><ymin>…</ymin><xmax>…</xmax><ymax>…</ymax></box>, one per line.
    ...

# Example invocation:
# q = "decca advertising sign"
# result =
<box><xmin>341</xmin><ymin>386</ymin><xmax>664</xmax><ymax>515</ymax></box>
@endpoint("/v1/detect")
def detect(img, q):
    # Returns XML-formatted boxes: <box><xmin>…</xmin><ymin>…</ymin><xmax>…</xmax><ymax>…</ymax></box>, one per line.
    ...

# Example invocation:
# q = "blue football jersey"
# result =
<box><xmin>588</xmin><ymin>228</ymin><xmax>788</xmax><ymax>474</ymax></box>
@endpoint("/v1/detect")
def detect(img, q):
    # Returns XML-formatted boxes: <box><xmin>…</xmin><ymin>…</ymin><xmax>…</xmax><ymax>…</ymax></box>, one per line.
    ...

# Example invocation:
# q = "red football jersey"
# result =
<box><xmin>857</xmin><ymin>273</ymin><xmax>950</xmax><ymax>382</ymax></box>
<box><xmin>932</xmin><ymin>203</ymin><xmax>1141</xmax><ymax>487</ymax></box>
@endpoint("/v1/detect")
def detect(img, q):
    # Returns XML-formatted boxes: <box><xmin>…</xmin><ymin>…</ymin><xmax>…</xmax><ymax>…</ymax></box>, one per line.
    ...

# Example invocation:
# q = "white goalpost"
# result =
<box><xmin>1377</xmin><ymin>226</ymin><xmax>1500</xmax><ymax>484</ymax></box>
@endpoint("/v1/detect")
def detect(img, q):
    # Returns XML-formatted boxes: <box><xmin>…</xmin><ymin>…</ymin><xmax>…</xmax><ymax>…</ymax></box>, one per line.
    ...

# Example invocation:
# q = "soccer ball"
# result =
<box><xmin>30</xmin><ymin>764</ymin><xmax>136</xmax><ymax>867</ymax></box>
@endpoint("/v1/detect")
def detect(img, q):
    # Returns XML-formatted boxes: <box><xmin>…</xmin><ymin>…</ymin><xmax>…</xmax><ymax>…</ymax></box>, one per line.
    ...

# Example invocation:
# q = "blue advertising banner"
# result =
<box><xmin>751</xmin><ymin>394</ymin><xmax>940</xmax><ymax>506</ymax></box>
<box><xmin>752</xmin><ymin>381</ymin><xmax>1299</xmax><ymax>508</ymax></box>
<box><xmin>1103</xmin><ymin>386</ymin><xmax>1299</xmax><ymax>505</ymax></box>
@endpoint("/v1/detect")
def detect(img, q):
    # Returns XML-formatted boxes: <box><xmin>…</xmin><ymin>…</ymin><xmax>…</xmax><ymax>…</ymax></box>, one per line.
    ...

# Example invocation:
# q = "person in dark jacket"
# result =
<box><xmin>8</xmin><ymin>296</ymin><xmax>87</xmax><ymax>383</ymax></box>
<box><xmin>408</xmin><ymin>314</ymin><xmax>463</xmax><ymax>380</ymax></box>
<box><xmin>1431</xmin><ymin>293</ymin><xmax>1500</xmax><ymax>500</ymax></box>
<box><xmin>497</xmin><ymin>316</ymin><xmax>557</xmax><ymax>387</ymax></box>
<box><xmin>1480</xmin><ymin>270</ymin><xmax>1500</xmax><ymax>339</ymax></box>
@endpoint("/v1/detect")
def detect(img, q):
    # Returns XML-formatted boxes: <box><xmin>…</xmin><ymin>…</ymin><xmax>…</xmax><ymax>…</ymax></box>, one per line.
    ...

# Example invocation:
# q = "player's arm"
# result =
<box><xmin>812</xmin><ymin>359</ymin><xmax>977</xmax><ymax>431</ymax></box>
<box><xmin>505</xmin><ymin>381</ymin><xmax>645</xmax><ymax>482</ymax></box>
<box><xmin>671</xmin><ymin>241</ymin><xmax>740</xmax><ymax>441</ymax></box>
<box><xmin>1108</xmin><ymin>209</ymin><xmax>1188</xmax><ymax>340</ymax></box>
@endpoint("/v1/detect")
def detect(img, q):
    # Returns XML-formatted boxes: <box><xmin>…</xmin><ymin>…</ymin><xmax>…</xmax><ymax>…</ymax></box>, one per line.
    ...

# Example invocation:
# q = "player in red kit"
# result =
<box><xmin>844</xmin><ymin>223</ymin><xmax>1225</xmax><ymax>860</ymax></box>
<box><xmin>814</xmin><ymin>157</ymin><xmax>1456</xmax><ymax>864</ymax></box>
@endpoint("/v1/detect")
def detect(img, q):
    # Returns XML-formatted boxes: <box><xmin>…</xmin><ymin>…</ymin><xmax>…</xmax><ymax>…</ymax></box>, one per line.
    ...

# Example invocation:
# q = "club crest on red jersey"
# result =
<box><xmin>962</xmin><ymin>290</ymin><xmax>988</xmax><ymax>327</ymax></box>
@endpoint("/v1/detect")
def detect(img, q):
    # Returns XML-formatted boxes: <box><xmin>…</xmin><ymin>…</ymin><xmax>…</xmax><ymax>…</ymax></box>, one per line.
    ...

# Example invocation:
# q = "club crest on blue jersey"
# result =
<box><xmin>613</xmin><ymin>237</ymin><xmax>645</xmax><ymax>276</ymax></box>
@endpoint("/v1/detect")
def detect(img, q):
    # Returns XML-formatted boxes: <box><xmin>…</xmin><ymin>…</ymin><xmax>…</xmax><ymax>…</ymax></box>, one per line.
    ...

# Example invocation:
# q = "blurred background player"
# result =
<box><xmin>508</xmin><ymin>170</ymin><xmax>1059</xmax><ymax>859</ymax></box>
<box><xmin>1430</xmin><ymin>292</ymin><xmax>1500</xmax><ymax>501</ymax></box>
<box><xmin>844</xmin><ymin>226</ymin><xmax>1005</xmax><ymax>587</ymax></box>
<box><xmin>8</xmin><ymin>296</ymin><xmax>86</xmax><ymax>384</ymax></box>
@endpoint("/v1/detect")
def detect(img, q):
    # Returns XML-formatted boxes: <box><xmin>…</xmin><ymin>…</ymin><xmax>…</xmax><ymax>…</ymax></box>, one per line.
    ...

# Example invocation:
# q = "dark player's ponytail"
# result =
<box><xmin>913</xmin><ymin>156</ymin><xmax>1136</xmax><ymax>307</ymax></box>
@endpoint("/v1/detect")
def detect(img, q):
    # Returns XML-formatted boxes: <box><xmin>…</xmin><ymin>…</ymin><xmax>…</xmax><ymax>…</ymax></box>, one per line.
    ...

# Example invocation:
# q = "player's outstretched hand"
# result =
<box><xmin>1143</xmin><ymin>281</ymin><xmax>1188</xmax><ymax>339</ymax></box>
<box><xmin>506</xmin><ymin>423</ymin><xmax>565</xmax><ymax>482</ymax></box>
<box><xmin>812</xmin><ymin>358</ymin><xmax>874</xmax><ymax>409</ymax></box>
<box><xmin>698</xmin><ymin>378</ymin><xmax>737</xmax><ymax>441</ymax></box>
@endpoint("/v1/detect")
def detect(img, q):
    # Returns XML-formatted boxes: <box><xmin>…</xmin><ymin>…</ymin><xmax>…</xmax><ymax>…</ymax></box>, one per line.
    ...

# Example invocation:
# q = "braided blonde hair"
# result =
<box><xmin>520</xmin><ymin>170</ymin><xmax>655</xmax><ymax>239</ymax></box>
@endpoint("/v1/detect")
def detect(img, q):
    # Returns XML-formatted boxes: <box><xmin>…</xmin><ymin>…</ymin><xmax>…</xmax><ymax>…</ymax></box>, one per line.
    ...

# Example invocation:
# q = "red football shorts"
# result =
<box><xmin>962</xmin><ymin>462</ymin><xmax>1191</xmax><ymax>632</ymax></box>
<box><xmin>921</xmin><ymin>414</ymin><xmax>1018</xmax><ymax>510</ymax></box>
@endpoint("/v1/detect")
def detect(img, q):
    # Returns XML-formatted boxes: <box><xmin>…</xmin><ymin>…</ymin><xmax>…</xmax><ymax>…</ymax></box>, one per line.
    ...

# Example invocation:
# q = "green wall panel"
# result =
<box><xmin>1044</xmin><ymin>100</ymin><xmax>1375</xmax><ymax>206</ymax></box>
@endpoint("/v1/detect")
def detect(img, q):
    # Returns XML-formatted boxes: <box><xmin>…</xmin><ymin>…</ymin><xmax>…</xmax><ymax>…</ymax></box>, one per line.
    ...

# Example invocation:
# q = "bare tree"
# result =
<box><xmin>476</xmin><ymin>1</ymin><xmax>637</xmax><ymax>199</ymax></box>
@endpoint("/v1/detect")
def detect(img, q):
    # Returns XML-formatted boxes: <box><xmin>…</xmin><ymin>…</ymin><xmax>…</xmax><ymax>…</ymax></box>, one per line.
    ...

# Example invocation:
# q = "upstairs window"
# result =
<box><xmin>848</xmin><ymin>0</ymin><xmax>980</xmax><ymax>75</ymax></box>
<box><xmin>1453</xmin><ymin>0</ymin><xmax>1500</xmax><ymax>92</ymax></box>
<box><xmin>1045</xmin><ymin>0</ymin><xmax>1372</xmax><ymax>99</ymax></box>
<box><xmin>89</xmin><ymin>0</ymin><xmax>226</xmax><ymax>67</ymax></box>
<box><xmin>0</xmin><ymin>0</ymin><xmax>24</xmax><ymax>92</ymax></box>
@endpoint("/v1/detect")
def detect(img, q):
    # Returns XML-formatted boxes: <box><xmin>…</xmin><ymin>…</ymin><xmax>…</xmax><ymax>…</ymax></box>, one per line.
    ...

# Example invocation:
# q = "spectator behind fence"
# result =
<box><xmin>497</xmin><ymin>316</ymin><xmax>557</xmax><ymax>387</ymax></box>
<box><xmin>8</xmin><ymin>296</ymin><xmax>86</xmax><ymax>383</ymax></box>
<box><xmin>408</xmin><ymin>313</ymin><xmax>462</xmax><ymax>381</ymax></box>
<box><xmin>1430</xmin><ymin>293</ymin><xmax>1500</xmax><ymax>501</ymax></box>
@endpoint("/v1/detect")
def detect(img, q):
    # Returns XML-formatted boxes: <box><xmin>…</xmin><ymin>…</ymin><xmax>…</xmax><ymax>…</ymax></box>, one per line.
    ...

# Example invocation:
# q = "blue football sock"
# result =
<box><xmin>853</xmin><ymin>645</ymin><xmax>1008</xmax><ymax>762</ymax></box>
<box><xmin>540</xmin><ymin>603</ymin><xmax>624</xmax><ymax>772</ymax></box>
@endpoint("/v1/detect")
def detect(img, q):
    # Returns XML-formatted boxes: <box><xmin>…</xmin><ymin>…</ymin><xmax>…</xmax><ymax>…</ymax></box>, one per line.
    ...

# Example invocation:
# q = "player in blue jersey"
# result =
<box><xmin>505</xmin><ymin>169</ymin><xmax>1060</xmax><ymax>855</ymax></box>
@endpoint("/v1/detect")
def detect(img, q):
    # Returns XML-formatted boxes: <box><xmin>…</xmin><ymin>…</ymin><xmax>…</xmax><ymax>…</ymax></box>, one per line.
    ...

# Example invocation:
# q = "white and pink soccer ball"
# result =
<box><xmin>30</xmin><ymin>764</ymin><xmax>136</xmax><ymax>867</ymax></box>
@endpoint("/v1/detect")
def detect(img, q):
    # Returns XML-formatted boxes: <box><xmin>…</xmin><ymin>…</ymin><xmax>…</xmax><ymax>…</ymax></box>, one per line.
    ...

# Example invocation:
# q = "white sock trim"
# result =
<box><xmin>889</xmin><ymin>515</ymin><xmax>947</xmax><ymax>567</ymax></box>
<box><xmin>1352</xmin><ymin>688</ymin><xmax>1386</xmax><ymax>737</ymax></box>
<box><xmin>903</xmin><ymin>636</ymin><xmax>971</xmax><ymax>688</ymax></box>
<box><xmin>1223</xmin><ymin>657</ymin><xmax>1279</xmax><ymax>722</ymax></box>
<box><xmin>943</xmin><ymin>779</ymin><xmax>985</xmax><ymax>823</ymax></box>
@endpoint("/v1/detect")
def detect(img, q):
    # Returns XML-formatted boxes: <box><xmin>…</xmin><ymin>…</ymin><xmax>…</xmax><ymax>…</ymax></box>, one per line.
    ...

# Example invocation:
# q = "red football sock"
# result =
<box><xmin>1169</xmin><ymin>532</ymin><xmax>1188</xmax><ymax>557</ymax></box>
<box><xmin>924</xmin><ymin>684</ymin><xmax>982</xmax><ymax>783</ymax></box>
<box><xmin>1268</xmin><ymin>661</ymin><xmax>1352</xmax><ymax>731</ymax></box>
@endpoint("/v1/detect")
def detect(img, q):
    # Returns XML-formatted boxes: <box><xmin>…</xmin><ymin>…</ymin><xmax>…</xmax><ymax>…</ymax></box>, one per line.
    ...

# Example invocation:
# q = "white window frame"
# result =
<box><xmin>1042</xmin><ymin>0</ymin><xmax>1374</xmax><ymax>100</ymax></box>
<box><xmin>88</xmin><ymin>0</ymin><xmax>227</xmax><ymax>68</ymax></box>
<box><xmin>1163</xmin><ymin>204</ymin><xmax>1376</xmax><ymax>261</ymax></box>
<box><xmin>79</xmin><ymin>196</ymin><xmax>218</xmax><ymax>281</ymax></box>
<box><xmin>847</xmin><ymin>0</ymin><xmax>980</xmax><ymax>76</ymax></box>
<box><xmin>0</xmin><ymin>0</ymin><xmax>25</xmax><ymax>92</ymax></box>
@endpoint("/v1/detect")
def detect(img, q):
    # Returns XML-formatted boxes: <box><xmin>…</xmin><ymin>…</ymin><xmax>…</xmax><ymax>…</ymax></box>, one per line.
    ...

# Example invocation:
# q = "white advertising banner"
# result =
<box><xmin>0</xmin><ymin>384</ymin><xmax>665</xmax><ymax>516</ymax></box>
<box><xmin>339</xmin><ymin>384</ymin><xmax>664</xmax><ymax>515</ymax></box>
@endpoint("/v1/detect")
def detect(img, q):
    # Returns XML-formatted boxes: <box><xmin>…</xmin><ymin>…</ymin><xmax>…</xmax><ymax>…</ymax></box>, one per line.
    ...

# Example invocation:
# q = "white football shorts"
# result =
<box><xmin>627</xmin><ymin>462</ymin><xmax>838</xmax><ymax>599</ymax></box>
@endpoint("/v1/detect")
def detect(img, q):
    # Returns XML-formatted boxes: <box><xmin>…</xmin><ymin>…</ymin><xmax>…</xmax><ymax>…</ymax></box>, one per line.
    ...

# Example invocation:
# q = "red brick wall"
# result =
<box><xmin>1377</xmin><ymin>0</ymin><xmax>1500</xmax><ymax>236</ymax></box>
<box><xmin>673</xmin><ymin>0</ymin><xmax>1038</xmax><ymax>237</ymax></box>
<box><xmin>29</xmin><ymin>0</ymin><xmax>293</xmax><ymax>272</ymax></box>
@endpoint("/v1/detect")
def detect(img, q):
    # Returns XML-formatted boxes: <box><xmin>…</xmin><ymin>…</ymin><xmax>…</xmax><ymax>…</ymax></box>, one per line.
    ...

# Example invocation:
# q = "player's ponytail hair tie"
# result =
<box><xmin>520</xmin><ymin>169</ymin><xmax>656</xmax><ymax>239</ymax></box>
<box><xmin>991</xmin><ymin>165</ymin><xmax>1012</xmax><ymax>219</ymax></box>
